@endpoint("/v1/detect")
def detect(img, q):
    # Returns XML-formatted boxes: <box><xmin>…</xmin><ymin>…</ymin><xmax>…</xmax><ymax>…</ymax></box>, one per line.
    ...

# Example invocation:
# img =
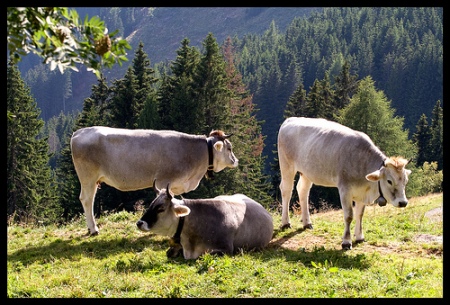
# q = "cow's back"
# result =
<box><xmin>213</xmin><ymin>194</ymin><xmax>273</xmax><ymax>251</ymax></box>
<box><xmin>278</xmin><ymin>117</ymin><xmax>384</xmax><ymax>186</ymax></box>
<box><xmin>233</xmin><ymin>195</ymin><xmax>273</xmax><ymax>250</ymax></box>
<box><xmin>184</xmin><ymin>195</ymin><xmax>273</xmax><ymax>253</ymax></box>
<box><xmin>71</xmin><ymin>126</ymin><xmax>207</xmax><ymax>194</ymax></box>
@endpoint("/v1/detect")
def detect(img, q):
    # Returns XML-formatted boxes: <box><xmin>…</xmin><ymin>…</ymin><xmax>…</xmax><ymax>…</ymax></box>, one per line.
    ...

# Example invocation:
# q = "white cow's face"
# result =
<box><xmin>382</xmin><ymin>165</ymin><xmax>411</xmax><ymax>207</ymax></box>
<box><xmin>366</xmin><ymin>157</ymin><xmax>412</xmax><ymax>207</ymax></box>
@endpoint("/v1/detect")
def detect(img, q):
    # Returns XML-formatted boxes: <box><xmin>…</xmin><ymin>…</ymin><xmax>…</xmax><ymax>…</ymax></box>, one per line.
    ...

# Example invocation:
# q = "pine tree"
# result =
<box><xmin>157</xmin><ymin>38</ymin><xmax>202</xmax><ymax>133</ymax></box>
<box><xmin>133</xmin><ymin>41</ymin><xmax>159</xmax><ymax>129</ymax></box>
<box><xmin>193</xmin><ymin>33</ymin><xmax>230</xmax><ymax>135</ymax></box>
<box><xmin>109</xmin><ymin>66</ymin><xmax>138</xmax><ymax>128</ymax></box>
<box><xmin>284</xmin><ymin>82</ymin><xmax>307</xmax><ymax>119</ymax></box>
<box><xmin>337</xmin><ymin>76</ymin><xmax>415</xmax><ymax>158</ymax></box>
<box><xmin>78</xmin><ymin>74</ymin><xmax>110</xmax><ymax>127</ymax></box>
<box><xmin>429</xmin><ymin>100</ymin><xmax>443</xmax><ymax>170</ymax></box>
<box><xmin>333</xmin><ymin>60</ymin><xmax>359</xmax><ymax>110</ymax></box>
<box><xmin>7</xmin><ymin>59</ymin><xmax>60</xmax><ymax>224</ymax></box>
<box><xmin>413</xmin><ymin>114</ymin><xmax>432</xmax><ymax>167</ymax></box>
<box><xmin>304</xmin><ymin>75</ymin><xmax>334</xmax><ymax>120</ymax></box>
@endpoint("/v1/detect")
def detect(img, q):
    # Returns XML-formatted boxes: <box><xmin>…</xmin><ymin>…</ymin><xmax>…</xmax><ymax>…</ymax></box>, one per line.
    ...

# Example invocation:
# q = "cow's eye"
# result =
<box><xmin>156</xmin><ymin>207</ymin><xmax>165</xmax><ymax>213</ymax></box>
<box><xmin>387</xmin><ymin>180</ymin><xmax>392</xmax><ymax>185</ymax></box>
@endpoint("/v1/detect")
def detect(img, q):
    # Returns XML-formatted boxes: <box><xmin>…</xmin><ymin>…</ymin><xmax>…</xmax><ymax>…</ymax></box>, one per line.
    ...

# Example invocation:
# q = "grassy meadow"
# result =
<box><xmin>7</xmin><ymin>193</ymin><xmax>443</xmax><ymax>298</ymax></box>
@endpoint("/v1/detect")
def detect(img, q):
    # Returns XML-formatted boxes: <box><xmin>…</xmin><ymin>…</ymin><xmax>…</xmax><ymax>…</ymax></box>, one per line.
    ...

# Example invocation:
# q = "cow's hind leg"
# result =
<box><xmin>279</xmin><ymin>159</ymin><xmax>296</xmax><ymax>229</ymax></box>
<box><xmin>297</xmin><ymin>175</ymin><xmax>313</xmax><ymax>229</ymax></box>
<box><xmin>353</xmin><ymin>202</ymin><xmax>366</xmax><ymax>244</ymax></box>
<box><xmin>79</xmin><ymin>182</ymin><xmax>99</xmax><ymax>236</ymax></box>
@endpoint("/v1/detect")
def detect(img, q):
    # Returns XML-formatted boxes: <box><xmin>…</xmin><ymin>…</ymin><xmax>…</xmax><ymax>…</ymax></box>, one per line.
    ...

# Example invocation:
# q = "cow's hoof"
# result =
<box><xmin>166</xmin><ymin>245</ymin><xmax>183</xmax><ymax>258</ymax></box>
<box><xmin>341</xmin><ymin>242</ymin><xmax>352</xmax><ymax>250</ymax></box>
<box><xmin>354</xmin><ymin>238</ymin><xmax>365</xmax><ymax>244</ymax></box>
<box><xmin>85</xmin><ymin>229</ymin><xmax>98</xmax><ymax>237</ymax></box>
<box><xmin>280</xmin><ymin>223</ymin><xmax>291</xmax><ymax>230</ymax></box>
<box><xmin>303</xmin><ymin>224</ymin><xmax>313</xmax><ymax>230</ymax></box>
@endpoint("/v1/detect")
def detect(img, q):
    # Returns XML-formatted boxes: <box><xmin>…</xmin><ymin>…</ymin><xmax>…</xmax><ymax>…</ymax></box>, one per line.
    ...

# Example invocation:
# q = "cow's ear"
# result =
<box><xmin>172</xmin><ymin>204</ymin><xmax>190</xmax><ymax>217</ymax></box>
<box><xmin>214</xmin><ymin>141</ymin><xmax>224</xmax><ymax>152</ymax></box>
<box><xmin>365</xmin><ymin>169</ymin><xmax>381</xmax><ymax>182</ymax></box>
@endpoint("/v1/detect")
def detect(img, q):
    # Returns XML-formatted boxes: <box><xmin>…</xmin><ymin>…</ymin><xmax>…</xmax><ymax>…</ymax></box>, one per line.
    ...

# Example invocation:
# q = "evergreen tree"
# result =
<box><xmin>284</xmin><ymin>82</ymin><xmax>307</xmax><ymax>119</ymax></box>
<box><xmin>78</xmin><ymin>74</ymin><xmax>110</xmax><ymax>127</ymax></box>
<box><xmin>7</xmin><ymin>59</ymin><xmax>60</xmax><ymax>224</ymax></box>
<box><xmin>337</xmin><ymin>76</ymin><xmax>415</xmax><ymax>158</ymax></box>
<box><xmin>44</xmin><ymin>111</ymin><xmax>76</xmax><ymax>169</ymax></box>
<box><xmin>304</xmin><ymin>73</ymin><xmax>334</xmax><ymax>120</ymax></box>
<box><xmin>157</xmin><ymin>38</ymin><xmax>202</xmax><ymax>133</ymax></box>
<box><xmin>193</xmin><ymin>33</ymin><xmax>230</xmax><ymax>135</ymax></box>
<box><xmin>429</xmin><ymin>100</ymin><xmax>443</xmax><ymax>170</ymax></box>
<box><xmin>413</xmin><ymin>114</ymin><xmax>432</xmax><ymax>167</ymax></box>
<box><xmin>109</xmin><ymin>66</ymin><xmax>138</xmax><ymax>128</ymax></box>
<box><xmin>333</xmin><ymin>60</ymin><xmax>359</xmax><ymax>110</ymax></box>
<box><xmin>132</xmin><ymin>41</ymin><xmax>159</xmax><ymax>129</ymax></box>
<box><xmin>157</xmin><ymin>73</ymin><xmax>176</xmax><ymax>130</ymax></box>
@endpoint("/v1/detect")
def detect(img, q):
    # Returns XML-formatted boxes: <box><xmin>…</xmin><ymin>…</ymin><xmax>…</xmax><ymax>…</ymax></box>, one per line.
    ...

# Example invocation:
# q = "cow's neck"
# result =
<box><xmin>172</xmin><ymin>216</ymin><xmax>185</xmax><ymax>244</ymax></box>
<box><xmin>206</xmin><ymin>138</ymin><xmax>215</xmax><ymax>179</ymax></box>
<box><xmin>374</xmin><ymin>159</ymin><xmax>387</xmax><ymax>206</ymax></box>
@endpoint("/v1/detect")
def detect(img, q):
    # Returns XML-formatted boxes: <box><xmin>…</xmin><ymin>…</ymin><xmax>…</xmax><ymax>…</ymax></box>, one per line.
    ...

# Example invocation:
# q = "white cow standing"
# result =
<box><xmin>278</xmin><ymin>117</ymin><xmax>411</xmax><ymax>250</ymax></box>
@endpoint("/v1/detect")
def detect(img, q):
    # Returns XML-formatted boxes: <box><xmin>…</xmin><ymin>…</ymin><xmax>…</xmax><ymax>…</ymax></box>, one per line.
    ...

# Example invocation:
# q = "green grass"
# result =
<box><xmin>7</xmin><ymin>193</ymin><xmax>443</xmax><ymax>298</ymax></box>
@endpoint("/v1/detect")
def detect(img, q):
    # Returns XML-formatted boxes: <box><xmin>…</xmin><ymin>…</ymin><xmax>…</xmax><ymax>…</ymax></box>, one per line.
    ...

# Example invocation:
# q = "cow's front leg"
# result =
<box><xmin>279</xmin><ymin>169</ymin><xmax>296</xmax><ymax>229</ymax></box>
<box><xmin>353</xmin><ymin>202</ymin><xmax>366</xmax><ymax>244</ymax></box>
<box><xmin>297</xmin><ymin>175</ymin><xmax>313</xmax><ymax>229</ymax></box>
<box><xmin>167</xmin><ymin>239</ymin><xmax>183</xmax><ymax>258</ymax></box>
<box><xmin>339</xmin><ymin>191</ymin><xmax>353</xmax><ymax>250</ymax></box>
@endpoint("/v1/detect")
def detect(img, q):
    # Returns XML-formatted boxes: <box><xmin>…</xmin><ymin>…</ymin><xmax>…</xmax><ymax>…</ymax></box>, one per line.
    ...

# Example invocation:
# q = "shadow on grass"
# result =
<box><xmin>164</xmin><ymin>226</ymin><xmax>372</xmax><ymax>271</ymax></box>
<box><xmin>8</xmin><ymin>226</ymin><xmax>371</xmax><ymax>271</ymax></box>
<box><xmin>7</xmin><ymin>234</ymin><xmax>165</xmax><ymax>265</ymax></box>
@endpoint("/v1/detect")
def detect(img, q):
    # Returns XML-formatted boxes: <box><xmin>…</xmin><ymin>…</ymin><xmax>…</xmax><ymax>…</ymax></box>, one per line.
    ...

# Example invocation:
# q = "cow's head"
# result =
<box><xmin>136</xmin><ymin>181</ymin><xmax>190</xmax><ymax>234</ymax></box>
<box><xmin>366</xmin><ymin>157</ymin><xmax>412</xmax><ymax>208</ymax></box>
<box><xmin>209</xmin><ymin>130</ymin><xmax>239</xmax><ymax>172</ymax></box>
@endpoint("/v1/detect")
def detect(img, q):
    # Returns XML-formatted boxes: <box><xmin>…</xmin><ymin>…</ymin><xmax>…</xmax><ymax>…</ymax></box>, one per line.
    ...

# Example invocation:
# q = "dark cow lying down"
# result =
<box><xmin>136</xmin><ymin>182</ymin><xmax>274</xmax><ymax>260</ymax></box>
<box><xmin>70</xmin><ymin>127</ymin><xmax>238</xmax><ymax>236</ymax></box>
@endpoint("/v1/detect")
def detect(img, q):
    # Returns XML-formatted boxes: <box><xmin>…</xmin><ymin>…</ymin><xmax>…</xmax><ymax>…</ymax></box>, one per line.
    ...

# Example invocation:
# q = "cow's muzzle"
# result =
<box><xmin>136</xmin><ymin>220</ymin><xmax>149</xmax><ymax>231</ymax></box>
<box><xmin>398</xmin><ymin>201</ymin><xmax>408</xmax><ymax>208</ymax></box>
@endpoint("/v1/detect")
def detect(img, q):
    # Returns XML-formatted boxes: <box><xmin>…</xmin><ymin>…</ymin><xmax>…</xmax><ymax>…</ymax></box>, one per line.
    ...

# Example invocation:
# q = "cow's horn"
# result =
<box><xmin>165</xmin><ymin>183</ymin><xmax>172</xmax><ymax>199</ymax></box>
<box><xmin>152</xmin><ymin>179</ymin><xmax>160</xmax><ymax>194</ymax></box>
<box><xmin>224</xmin><ymin>133</ymin><xmax>234</xmax><ymax>139</ymax></box>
